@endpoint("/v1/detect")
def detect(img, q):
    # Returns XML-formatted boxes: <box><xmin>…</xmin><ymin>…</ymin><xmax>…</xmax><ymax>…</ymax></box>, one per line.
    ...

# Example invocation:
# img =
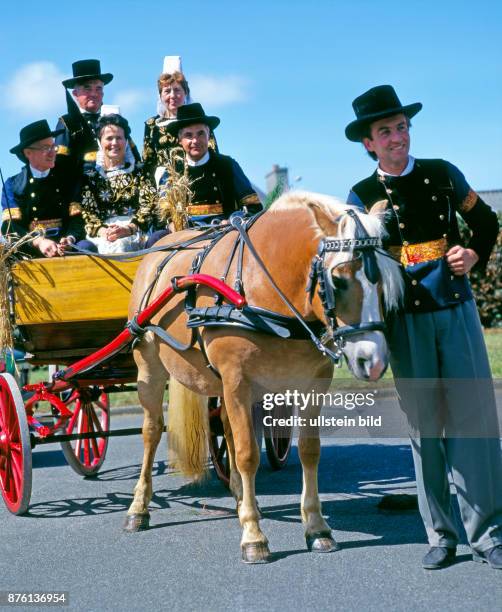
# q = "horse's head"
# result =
<box><xmin>271</xmin><ymin>192</ymin><xmax>403</xmax><ymax>381</ymax></box>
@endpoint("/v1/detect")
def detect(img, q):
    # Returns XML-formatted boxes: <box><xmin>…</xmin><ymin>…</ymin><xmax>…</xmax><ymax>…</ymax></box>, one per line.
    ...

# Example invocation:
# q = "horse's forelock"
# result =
<box><xmin>329</xmin><ymin>207</ymin><xmax>404</xmax><ymax>310</ymax></box>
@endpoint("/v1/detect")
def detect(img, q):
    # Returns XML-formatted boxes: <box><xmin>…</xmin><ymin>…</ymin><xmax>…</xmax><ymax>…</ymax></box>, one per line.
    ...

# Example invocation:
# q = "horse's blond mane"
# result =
<box><xmin>269</xmin><ymin>190</ymin><xmax>349</xmax><ymax>221</ymax></box>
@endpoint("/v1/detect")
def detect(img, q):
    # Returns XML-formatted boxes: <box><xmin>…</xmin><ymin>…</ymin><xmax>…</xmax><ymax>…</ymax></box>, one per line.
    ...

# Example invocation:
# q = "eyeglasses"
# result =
<box><xmin>27</xmin><ymin>144</ymin><xmax>59</xmax><ymax>153</ymax></box>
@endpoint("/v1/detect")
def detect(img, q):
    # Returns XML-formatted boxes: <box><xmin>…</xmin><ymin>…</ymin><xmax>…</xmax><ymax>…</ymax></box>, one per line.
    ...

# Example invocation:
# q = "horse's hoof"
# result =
<box><xmin>306</xmin><ymin>531</ymin><xmax>339</xmax><ymax>553</ymax></box>
<box><xmin>241</xmin><ymin>542</ymin><xmax>271</xmax><ymax>564</ymax></box>
<box><xmin>123</xmin><ymin>513</ymin><xmax>150</xmax><ymax>533</ymax></box>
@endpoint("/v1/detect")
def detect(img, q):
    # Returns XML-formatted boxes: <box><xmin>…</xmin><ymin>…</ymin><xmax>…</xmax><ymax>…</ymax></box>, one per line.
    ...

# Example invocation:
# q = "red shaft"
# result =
<box><xmin>51</xmin><ymin>274</ymin><xmax>246</xmax><ymax>390</ymax></box>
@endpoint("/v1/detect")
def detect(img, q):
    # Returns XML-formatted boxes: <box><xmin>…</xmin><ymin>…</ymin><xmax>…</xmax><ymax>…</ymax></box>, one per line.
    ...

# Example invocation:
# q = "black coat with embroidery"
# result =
<box><xmin>1</xmin><ymin>165</ymin><xmax>85</xmax><ymax>241</ymax></box>
<box><xmin>348</xmin><ymin>159</ymin><xmax>499</xmax><ymax>312</ymax></box>
<box><xmin>164</xmin><ymin>150</ymin><xmax>262</xmax><ymax>220</ymax></box>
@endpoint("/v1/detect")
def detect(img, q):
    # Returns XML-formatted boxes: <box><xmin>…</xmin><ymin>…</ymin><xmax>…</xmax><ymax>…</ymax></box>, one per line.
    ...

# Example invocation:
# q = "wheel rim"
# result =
<box><xmin>0</xmin><ymin>373</ymin><xmax>32</xmax><ymax>514</ymax></box>
<box><xmin>208</xmin><ymin>398</ymin><xmax>230</xmax><ymax>487</ymax></box>
<box><xmin>61</xmin><ymin>388</ymin><xmax>110</xmax><ymax>476</ymax></box>
<box><xmin>264</xmin><ymin>403</ymin><xmax>293</xmax><ymax>469</ymax></box>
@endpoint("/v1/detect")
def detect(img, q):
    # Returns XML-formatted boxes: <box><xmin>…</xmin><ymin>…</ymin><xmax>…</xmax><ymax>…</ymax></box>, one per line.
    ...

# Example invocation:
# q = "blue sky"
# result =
<box><xmin>1</xmin><ymin>0</ymin><xmax>501</xmax><ymax>198</ymax></box>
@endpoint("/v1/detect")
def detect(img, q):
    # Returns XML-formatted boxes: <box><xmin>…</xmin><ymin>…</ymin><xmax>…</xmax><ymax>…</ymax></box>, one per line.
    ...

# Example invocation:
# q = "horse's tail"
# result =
<box><xmin>167</xmin><ymin>378</ymin><xmax>209</xmax><ymax>481</ymax></box>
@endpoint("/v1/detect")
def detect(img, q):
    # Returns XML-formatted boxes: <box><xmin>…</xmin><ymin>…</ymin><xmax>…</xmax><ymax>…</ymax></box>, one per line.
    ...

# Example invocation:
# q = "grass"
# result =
<box><xmin>485</xmin><ymin>329</ymin><xmax>502</xmax><ymax>379</ymax></box>
<box><xmin>18</xmin><ymin>329</ymin><xmax>502</xmax><ymax>408</ymax></box>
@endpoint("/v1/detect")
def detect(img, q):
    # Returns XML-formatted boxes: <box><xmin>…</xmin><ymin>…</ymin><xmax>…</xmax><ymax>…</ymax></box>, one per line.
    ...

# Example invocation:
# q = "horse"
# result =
<box><xmin>124</xmin><ymin>191</ymin><xmax>403</xmax><ymax>563</ymax></box>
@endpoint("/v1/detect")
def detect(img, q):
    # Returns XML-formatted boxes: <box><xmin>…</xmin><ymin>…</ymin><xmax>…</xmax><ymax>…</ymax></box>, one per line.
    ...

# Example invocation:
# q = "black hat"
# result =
<box><xmin>10</xmin><ymin>120</ymin><xmax>64</xmax><ymax>162</ymax></box>
<box><xmin>166</xmin><ymin>103</ymin><xmax>220</xmax><ymax>136</ymax></box>
<box><xmin>345</xmin><ymin>85</ymin><xmax>422</xmax><ymax>142</ymax></box>
<box><xmin>62</xmin><ymin>59</ymin><xmax>113</xmax><ymax>88</ymax></box>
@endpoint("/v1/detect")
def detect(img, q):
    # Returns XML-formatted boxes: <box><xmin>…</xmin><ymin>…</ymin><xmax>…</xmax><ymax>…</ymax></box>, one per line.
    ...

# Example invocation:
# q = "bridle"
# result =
<box><xmin>306</xmin><ymin>209</ymin><xmax>386</xmax><ymax>351</ymax></box>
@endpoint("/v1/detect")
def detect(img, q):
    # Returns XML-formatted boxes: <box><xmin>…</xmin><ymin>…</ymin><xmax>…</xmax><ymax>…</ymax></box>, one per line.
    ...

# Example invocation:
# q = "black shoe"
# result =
<box><xmin>422</xmin><ymin>546</ymin><xmax>456</xmax><ymax>569</ymax></box>
<box><xmin>472</xmin><ymin>544</ymin><xmax>502</xmax><ymax>569</ymax></box>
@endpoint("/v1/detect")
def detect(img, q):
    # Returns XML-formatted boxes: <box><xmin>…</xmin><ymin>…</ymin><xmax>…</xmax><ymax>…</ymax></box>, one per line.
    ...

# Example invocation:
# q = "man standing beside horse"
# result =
<box><xmin>345</xmin><ymin>84</ymin><xmax>502</xmax><ymax>570</ymax></box>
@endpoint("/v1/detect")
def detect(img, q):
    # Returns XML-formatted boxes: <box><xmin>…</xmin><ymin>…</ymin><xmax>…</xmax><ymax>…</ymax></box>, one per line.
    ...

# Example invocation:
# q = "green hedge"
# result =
<box><xmin>459</xmin><ymin>212</ymin><xmax>502</xmax><ymax>328</ymax></box>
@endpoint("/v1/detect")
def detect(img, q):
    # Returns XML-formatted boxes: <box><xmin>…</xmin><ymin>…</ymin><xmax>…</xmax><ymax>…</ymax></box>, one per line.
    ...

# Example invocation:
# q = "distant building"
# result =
<box><xmin>266</xmin><ymin>164</ymin><xmax>289</xmax><ymax>194</ymax></box>
<box><xmin>478</xmin><ymin>190</ymin><xmax>502</xmax><ymax>213</ymax></box>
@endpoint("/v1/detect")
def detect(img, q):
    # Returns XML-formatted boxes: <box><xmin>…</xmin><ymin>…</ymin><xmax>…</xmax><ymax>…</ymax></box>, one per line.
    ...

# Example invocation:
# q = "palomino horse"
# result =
<box><xmin>125</xmin><ymin>191</ymin><xmax>403</xmax><ymax>562</ymax></box>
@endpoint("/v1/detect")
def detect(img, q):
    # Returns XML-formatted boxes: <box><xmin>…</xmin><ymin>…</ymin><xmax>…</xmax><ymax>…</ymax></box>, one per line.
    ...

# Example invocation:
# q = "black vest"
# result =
<box><xmin>352</xmin><ymin>159</ymin><xmax>473</xmax><ymax>312</ymax></box>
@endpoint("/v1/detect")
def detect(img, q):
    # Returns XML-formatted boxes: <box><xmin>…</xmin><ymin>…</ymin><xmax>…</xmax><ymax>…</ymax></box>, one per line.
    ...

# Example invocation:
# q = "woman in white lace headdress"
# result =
<box><xmin>142</xmin><ymin>56</ymin><xmax>217</xmax><ymax>187</ymax></box>
<box><xmin>80</xmin><ymin>114</ymin><xmax>157</xmax><ymax>253</ymax></box>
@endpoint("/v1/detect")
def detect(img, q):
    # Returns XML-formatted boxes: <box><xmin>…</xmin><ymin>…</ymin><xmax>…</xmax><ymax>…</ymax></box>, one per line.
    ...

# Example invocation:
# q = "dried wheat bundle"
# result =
<box><xmin>157</xmin><ymin>147</ymin><xmax>194</xmax><ymax>232</ymax></box>
<box><xmin>0</xmin><ymin>231</ymin><xmax>40</xmax><ymax>353</ymax></box>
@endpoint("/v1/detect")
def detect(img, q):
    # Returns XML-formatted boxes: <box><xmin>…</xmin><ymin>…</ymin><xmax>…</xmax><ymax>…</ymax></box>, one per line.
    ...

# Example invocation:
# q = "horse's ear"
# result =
<box><xmin>307</xmin><ymin>202</ymin><xmax>336</xmax><ymax>235</ymax></box>
<box><xmin>369</xmin><ymin>199</ymin><xmax>388</xmax><ymax>217</ymax></box>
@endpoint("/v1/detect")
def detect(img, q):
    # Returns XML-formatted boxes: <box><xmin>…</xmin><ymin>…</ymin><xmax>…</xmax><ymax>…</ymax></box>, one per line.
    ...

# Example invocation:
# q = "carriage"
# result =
<box><xmin>0</xmin><ymin>251</ymin><xmax>291</xmax><ymax>515</ymax></box>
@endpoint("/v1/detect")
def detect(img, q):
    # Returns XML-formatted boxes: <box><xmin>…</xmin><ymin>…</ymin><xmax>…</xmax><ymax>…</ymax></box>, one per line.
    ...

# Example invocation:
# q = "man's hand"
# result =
<box><xmin>57</xmin><ymin>236</ymin><xmax>75</xmax><ymax>256</ymax></box>
<box><xmin>32</xmin><ymin>237</ymin><xmax>60</xmax><ymax>258</ymax></box>
<box><xmin>105</xmin><ymin>224</ymin><xmax>133</xmax><ymax>242</ymax></box>
<box><xmin>446</xmin><ymin>245</ymin><xmax>479</xmax><ymax>275</ymax></box>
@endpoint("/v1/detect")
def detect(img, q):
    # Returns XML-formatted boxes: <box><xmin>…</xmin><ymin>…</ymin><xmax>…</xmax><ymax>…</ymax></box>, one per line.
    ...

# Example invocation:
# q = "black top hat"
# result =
<box><xmin>62</xmin><ymin>59</ymin><xmax>114</xmax><ymax>88</ymax></box>
<box><xmin>166</xmin><ymin>103</ymin><xmax>220</xmax><ymax>136</ymax></box>
<box><xmin>345</xmin><ymin>85</ymin><xmax>422</xmax><ymax>142</ymax></box>
<box><xmin>10</xmin><ymin>120</ymin><xmax>64</xmax><ymax>162</ymax></box>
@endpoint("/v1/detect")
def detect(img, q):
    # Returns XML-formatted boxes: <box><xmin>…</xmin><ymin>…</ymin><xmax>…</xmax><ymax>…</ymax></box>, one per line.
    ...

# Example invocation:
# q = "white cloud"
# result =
<box><xmin>189</xmin><ymin>74</ymin><xmax>250</xmax><ymax>107</ymax></box>
<box><xmin>2</xmin><ymin>62</ymin><xmax>66</xmax><ymax>116</ymax></box>
<box><xmin>110</xmin><ymin>89</ymin><xmax>150</xmax><ymax>115</ymax></box>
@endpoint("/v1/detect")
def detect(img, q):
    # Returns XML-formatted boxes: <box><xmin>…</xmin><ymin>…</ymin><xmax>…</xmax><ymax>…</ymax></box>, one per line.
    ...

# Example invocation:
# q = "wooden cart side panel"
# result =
<box><xmin>11</xmin><ymin>256</ymin><xmax>141</xmax><ymax>325</ymax></box>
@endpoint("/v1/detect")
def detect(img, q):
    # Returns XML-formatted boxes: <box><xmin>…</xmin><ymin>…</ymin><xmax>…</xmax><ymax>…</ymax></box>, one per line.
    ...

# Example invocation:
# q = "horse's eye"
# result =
<box><xmin>332</xmin><ymin>276</ymin><xmax>348</xmax><ymax>291</ymax></box>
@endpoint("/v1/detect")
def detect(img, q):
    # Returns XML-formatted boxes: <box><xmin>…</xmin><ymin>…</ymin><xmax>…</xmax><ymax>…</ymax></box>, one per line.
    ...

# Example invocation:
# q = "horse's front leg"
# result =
<box><xmin>124</xmin><ymin>347</ymin><xmax>167</xmax><ymax>532</ymax></box>
<box><xmin>219</xmin><ymin>399</ymin><xmax>243</xmax><ymax>507</ymax></box>
<box><xmin>223</xmin><ymin>382</ymin><xmax>269</xmax><ymax>563</ymax></box>
<box><xmin>298</xmin><ymin>402</ymin><xmax>338</xmax><ymax>553</ymax></box>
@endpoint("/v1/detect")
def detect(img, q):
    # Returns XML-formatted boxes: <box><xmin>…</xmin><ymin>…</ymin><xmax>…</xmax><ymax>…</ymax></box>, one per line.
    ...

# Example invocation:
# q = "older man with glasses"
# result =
<box><xmin>2</xmin><ymin>119</ymin><xmax>90</xmax><ymax>257</ymax></box>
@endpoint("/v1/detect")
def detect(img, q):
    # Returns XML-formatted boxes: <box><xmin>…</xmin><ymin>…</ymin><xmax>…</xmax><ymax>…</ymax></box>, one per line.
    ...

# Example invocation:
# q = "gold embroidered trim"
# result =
<box><xmin>2</xmin><ymin>208</ymin><xmax>22</xmax><ymax>221</ymax></box>
<box><xmin>69</xmin><ymin>202</ymin><xmax>82</xmax><ymax>216</ymax></box>
<box><xmin>84</xmin><ymin>151</ymin><xmax>97</xmax><ymax>162</ymax></box>
<box><xmin>187</xmin><ymin>203</ymin><xmax>224</xmax><ymax>216</ymax></box>
<box><xmin>241</xmin><ymin>193</ymin><xmax>260</xmax><ymax>205</ymax></box>
<box><xmin>56</xmin><ymin>145</ymin><xmax>70</xmax><ymax>156</ymax></box>
<box><xmin>459</xmin><ymin>189</ymin><xmax>478</xmax><ymax>213</ymax></box>
<box><xmin>29</xmin><ymin>218</ymin><xmax>62</xmax><ymax>232</ymax></box>
<box><xmin>389</xmin><ymin>238</ymin><xmax>448</xmax><ymax>267</ymax></box>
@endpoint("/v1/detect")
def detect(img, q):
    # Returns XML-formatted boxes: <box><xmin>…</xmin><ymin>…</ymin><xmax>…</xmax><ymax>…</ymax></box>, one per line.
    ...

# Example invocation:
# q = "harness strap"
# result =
<box><xmin>187</xmin><ymin>304</ymin><xmax>325</xmax><ymax>340</ymax></box>
<box><xmin>228</xmin><ymin>215</ymin><xmax>342</xmax><ymax>362</ymax></box>
<box><xmin>127</xmin><ymin>316</ymin><xmax>195</xmax><ymax>352</ymax></box>
<box><xmin>216</xmin><ymin>233</ymin><xmax>240</xmax><ymax>305</ymax></box>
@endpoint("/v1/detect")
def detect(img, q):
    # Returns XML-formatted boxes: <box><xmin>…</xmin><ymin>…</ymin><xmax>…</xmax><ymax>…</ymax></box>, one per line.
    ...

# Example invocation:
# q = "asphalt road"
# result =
<box><xmin>1</xmin><ymin>407</ymin><xmax>502</xmax><ymax>612</ymax></box>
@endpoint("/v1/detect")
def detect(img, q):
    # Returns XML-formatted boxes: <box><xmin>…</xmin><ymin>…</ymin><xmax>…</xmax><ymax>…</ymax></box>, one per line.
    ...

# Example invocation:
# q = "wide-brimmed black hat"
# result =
<box><xmin>345</xmin><ymin>85</ymin><xmax>422</xmax><ymax>142</ymax></box>
<box><xmin>10</xmin><ymin>120</ymin><xmax>64</xmax><ymax>162</ymax></box>
<box><xmin>62</xmin><ymin>59</ymin><xmax>114</xmax><ymax>88</ymax></box>
<box><xmin>166</xmin><ymin>103</ymin><xmax>220</xmax><ymax>136</ymax></box>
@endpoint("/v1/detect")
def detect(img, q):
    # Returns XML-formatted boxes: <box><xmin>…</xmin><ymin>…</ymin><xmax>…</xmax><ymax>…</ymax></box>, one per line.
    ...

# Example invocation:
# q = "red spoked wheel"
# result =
<box><xmin>60</xmin><ymin>387</ymin><xmax>110</xmax><ymax>476</ymax></box>
<box><xmin>264</xmin><ymin>403</ymin><xmax>293</xmax><ymax>470</ymax></box>
<box><xmin>208</xmin><ymin>397</ymin><xmax>230</xmax><ymax>487</ymax></box>
<box><xmin>208</xmin><ymin>398</ymin><xmax>264</xmax><ymax>488</ymax></box>
<box><xmin>0</xmin><ymin>373</ymin><xmax>32</xmax><ymax>514</ymax></box>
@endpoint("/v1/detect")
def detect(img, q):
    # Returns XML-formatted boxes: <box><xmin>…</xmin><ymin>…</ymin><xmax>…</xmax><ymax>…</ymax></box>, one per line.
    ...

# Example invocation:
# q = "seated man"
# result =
<box><xmin>148</xmin><ymin>102</ymin><xmax>262</xmax><ymax>244</ymax></box>
<box><xmin>2</xmin><ymin>119</ymin><xmax>90</xmax><ymax>257</ymax></box>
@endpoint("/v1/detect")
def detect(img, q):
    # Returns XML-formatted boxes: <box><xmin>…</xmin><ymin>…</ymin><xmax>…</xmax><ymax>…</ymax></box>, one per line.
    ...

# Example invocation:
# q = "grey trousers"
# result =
<box><xmin>387</xmin><ymin>299</ymin><xmax>502</xmax><ymax>552</ymax></box>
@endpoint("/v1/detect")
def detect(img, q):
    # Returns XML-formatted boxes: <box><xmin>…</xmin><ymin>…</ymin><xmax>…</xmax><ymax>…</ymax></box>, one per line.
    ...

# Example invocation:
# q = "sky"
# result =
<box><xmin>1</xmin><ymin>0</ymin><xmax>501</xmax><ymax>199</ymax></box>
